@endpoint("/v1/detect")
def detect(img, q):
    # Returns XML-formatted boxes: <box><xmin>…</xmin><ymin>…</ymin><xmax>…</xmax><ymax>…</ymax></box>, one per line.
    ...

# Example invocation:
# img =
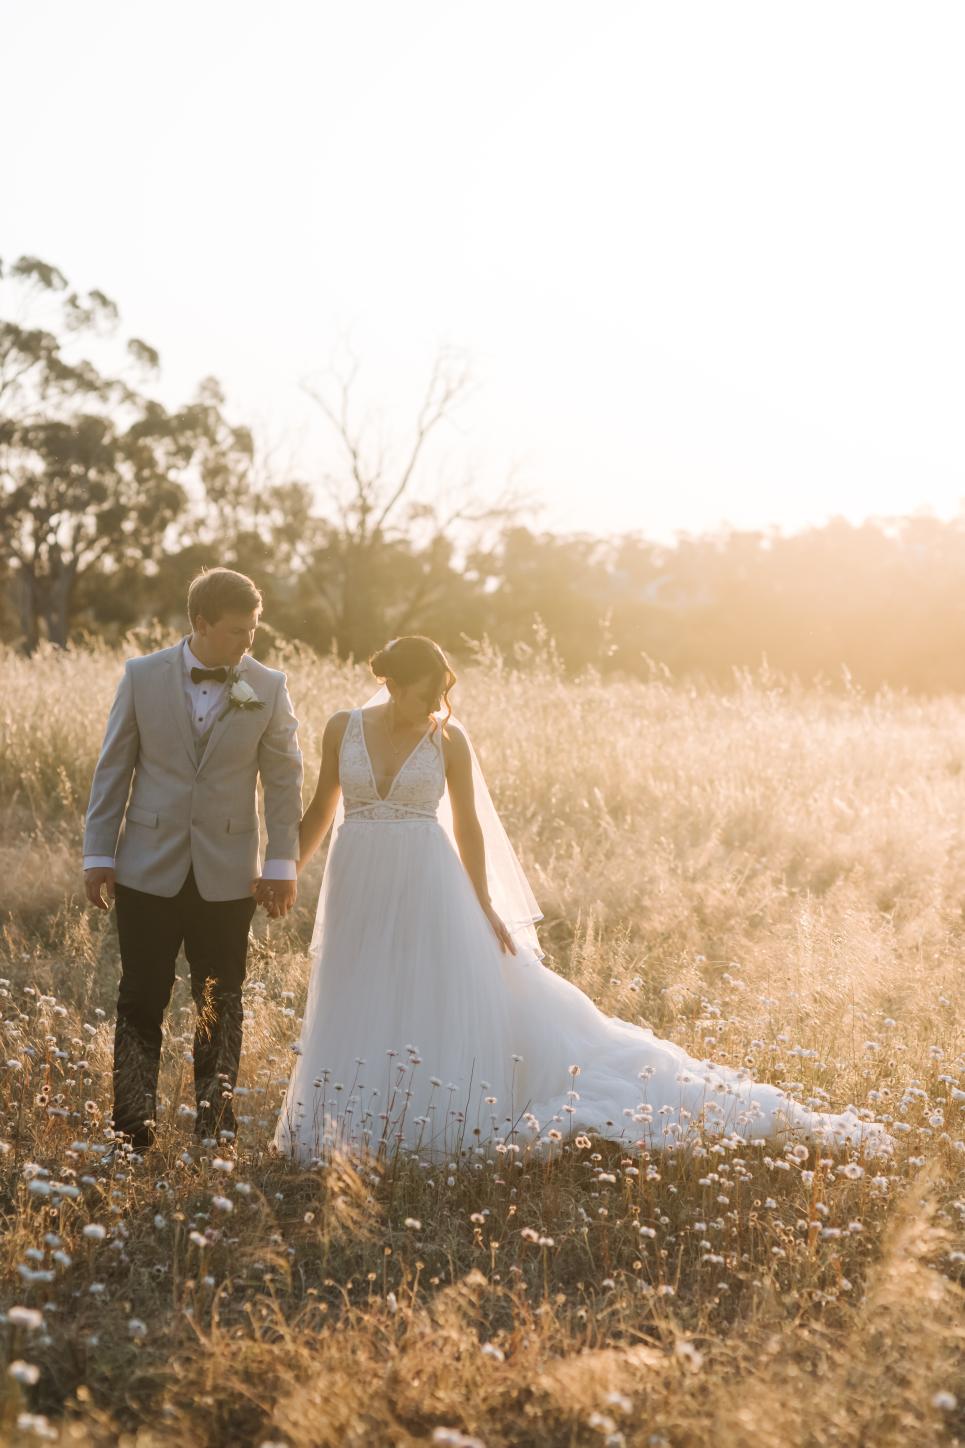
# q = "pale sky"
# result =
<box><xmin>4</xmin><ymin>1</ymin><xmax>964</xmax><ymax>542</ymax></box>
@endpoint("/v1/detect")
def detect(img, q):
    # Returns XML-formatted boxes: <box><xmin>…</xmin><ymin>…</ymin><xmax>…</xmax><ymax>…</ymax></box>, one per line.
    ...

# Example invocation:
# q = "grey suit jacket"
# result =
<box><xmin>84</xmin><ymin>641</ymin><xmax>304</xmax><ymax>900</ymax></box>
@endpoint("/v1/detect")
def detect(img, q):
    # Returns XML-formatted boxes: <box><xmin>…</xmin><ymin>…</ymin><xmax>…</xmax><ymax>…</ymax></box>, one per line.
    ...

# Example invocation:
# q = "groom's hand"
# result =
<box><xmin>84</xmin><ymin>867</ymin><xmax>116</xmax><ymax>911</ymax></box>
<box><xmin>252</xmin><ymin>877</ymin><xmax>297</xmax><ymax>919</ymax></box>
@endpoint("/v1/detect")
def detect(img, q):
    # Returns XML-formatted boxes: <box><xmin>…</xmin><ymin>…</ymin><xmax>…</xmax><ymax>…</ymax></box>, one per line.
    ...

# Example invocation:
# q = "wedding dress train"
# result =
<box><xmin>273</xmin><ymin>709</ymin><xmax>891</xmax><ymax>1163</ymax></box>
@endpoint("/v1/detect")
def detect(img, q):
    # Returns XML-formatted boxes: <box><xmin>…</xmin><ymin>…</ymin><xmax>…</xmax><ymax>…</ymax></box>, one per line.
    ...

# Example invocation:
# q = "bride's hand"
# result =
<box><xmin>483</xmin><ymin>902</ymin><xmax>517</xmax><ymax>956</ymax></box>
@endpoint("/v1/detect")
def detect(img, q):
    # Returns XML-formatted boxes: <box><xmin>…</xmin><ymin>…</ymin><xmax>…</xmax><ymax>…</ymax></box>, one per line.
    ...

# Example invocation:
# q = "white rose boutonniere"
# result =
<box><xmin>218</xmin><ymin>669</ymin><xmax>265</xmax><ymax>721</ymax></box>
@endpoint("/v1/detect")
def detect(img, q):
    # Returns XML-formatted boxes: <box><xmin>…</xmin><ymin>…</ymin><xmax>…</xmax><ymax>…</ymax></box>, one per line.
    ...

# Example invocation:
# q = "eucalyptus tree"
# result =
<box><xmin>0</xmin><ymin>255</ymin><xmax>252</xmax><ymax>648</ymax></box>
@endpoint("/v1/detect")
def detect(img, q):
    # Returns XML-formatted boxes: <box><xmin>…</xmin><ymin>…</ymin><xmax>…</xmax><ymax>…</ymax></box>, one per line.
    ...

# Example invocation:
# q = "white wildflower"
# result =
<box><xmin>8</xmin><ymin>1361</ymin><xmax>40</xmax><ymax>1385</ymax></box>
<box><xmin>675</xmin><ymin>1340</ymin><xmax>704</xmax><ymax>1372</ymax></box>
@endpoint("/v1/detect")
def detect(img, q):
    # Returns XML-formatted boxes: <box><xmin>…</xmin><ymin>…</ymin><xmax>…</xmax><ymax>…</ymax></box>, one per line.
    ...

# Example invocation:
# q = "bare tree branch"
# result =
<box><xmin>371</xmin><ymin>350</ymin><xmax>474</xmax><ymax>536</ymax></box>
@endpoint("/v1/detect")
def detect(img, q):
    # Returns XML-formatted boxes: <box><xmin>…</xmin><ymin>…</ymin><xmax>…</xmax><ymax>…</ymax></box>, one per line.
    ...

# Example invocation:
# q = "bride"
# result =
<box><xmin>273</xmin><ymin>636</ymin><xmax>890</xmax><ymax>1164</ymax></box>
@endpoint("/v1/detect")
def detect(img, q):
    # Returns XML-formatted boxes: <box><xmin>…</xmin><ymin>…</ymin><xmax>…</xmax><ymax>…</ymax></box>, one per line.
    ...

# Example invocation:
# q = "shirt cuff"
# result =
<box><xmin>261</xmin><ymin>858</ymin><xmax>297</xmax><ymax>881</ymax></box>
<box><xmin>84</xmin><ymin>856</ymin><xmax>116</xmax><ymax>871</ymax></box>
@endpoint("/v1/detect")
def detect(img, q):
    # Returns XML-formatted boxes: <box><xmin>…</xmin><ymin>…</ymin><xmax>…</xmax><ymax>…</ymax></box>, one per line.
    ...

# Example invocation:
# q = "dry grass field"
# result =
<box><xmin>0</xmin><ymin>638</ymin><xmax>962</xmax><ymax>1447</ymax></box>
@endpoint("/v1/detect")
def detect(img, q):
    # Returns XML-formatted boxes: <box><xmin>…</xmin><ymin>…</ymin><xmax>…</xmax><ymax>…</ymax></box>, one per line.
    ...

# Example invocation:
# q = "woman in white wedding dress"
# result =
<box><xmin>274</xmin><ymin>637</ymin><xmax>890</xmax><ymax>1165</ymax></box>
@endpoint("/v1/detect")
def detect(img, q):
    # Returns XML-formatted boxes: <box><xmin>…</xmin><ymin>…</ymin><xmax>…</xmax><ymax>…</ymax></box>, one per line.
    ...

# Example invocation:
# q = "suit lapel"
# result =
<box><xmin>167</xmin><ymin>641</ymin><xmax>198</xmax><ymax>769</ymax></box>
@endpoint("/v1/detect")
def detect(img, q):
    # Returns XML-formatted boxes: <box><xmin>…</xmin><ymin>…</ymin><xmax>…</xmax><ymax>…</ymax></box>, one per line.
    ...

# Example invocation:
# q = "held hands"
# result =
<box><xmin>483</xmin><ymin>901</ymin><xmax>517</xmax><ymax>955</ymax></box>
<box><xmin>84</xmin><ymin>867</ymin><xmax>297</xmax><ymax>917</ymax></box>
<box><xmin>84</xmin><ymin>867</ymin><xmax>116</xmax><ymax>911</ymax></box>
<box><xmin>251</xmin><ymin>877</ymin><xmax>298</xmax><ymax>919</ymax></box>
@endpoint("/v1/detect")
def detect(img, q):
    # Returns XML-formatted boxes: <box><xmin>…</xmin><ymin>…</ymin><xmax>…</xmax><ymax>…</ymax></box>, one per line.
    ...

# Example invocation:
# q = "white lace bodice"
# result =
<box><xmin>339</xmin><ymin>708</ymin><xmax>446</xmax><ymax>821</ymax></box>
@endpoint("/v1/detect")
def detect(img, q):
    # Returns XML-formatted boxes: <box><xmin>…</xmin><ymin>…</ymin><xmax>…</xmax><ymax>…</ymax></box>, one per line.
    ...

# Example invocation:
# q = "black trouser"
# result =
<box><xmin>112</xmin><ymin>865</ymin><xmax>256</xmax><ymax>1149</ymax></box>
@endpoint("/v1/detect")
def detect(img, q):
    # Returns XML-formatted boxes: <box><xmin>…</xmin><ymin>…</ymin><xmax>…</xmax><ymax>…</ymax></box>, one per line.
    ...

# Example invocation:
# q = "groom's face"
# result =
<box><xmin>194</xmin><ymin>608</ymin><xmax>260</xmax><ymax>666</ymax></box>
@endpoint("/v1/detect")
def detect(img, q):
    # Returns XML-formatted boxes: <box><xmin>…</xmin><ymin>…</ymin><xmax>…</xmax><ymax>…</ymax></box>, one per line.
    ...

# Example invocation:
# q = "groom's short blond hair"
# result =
<box><xmin>187</xmin><ymin>567</ymin><xmax>263</xmax><ymax>628</ymax></box>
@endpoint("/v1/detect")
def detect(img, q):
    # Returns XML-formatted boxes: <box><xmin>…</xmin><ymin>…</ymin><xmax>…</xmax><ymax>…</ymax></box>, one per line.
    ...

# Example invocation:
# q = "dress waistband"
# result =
<box><xmin>343</xmin><ymin>802</ymin><xmax>439</xmax><ymax>823</ymax></box>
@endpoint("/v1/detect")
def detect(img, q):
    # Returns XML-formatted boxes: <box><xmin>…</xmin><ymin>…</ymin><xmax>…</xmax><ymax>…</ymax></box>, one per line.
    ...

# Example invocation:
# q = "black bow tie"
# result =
<box><xmin>191</xmin><ymin>666</ymin><xmax>228</xmax><ymax>684</ymax></box>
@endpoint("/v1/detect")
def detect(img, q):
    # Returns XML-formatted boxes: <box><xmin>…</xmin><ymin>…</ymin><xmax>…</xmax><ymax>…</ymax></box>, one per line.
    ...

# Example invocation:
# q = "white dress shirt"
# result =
<box><xmin>84</xmin><ymin>639</ymin><xmax>297</xmax><ymax>881</ymax></box>
<box><xmin>183</xmin><ymin>636</ymin><xmax>230</xmax><ymax>733</ymax></box>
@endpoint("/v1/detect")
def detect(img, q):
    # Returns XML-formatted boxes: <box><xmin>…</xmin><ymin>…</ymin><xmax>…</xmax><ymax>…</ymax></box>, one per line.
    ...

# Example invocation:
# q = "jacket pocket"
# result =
<box><xmin>226</xmin><ymin>815</ymin><xmax>258</xmax><ymax>835</ymax></box>
<box><xmin>127</xmin><ymin>804</ymin><xmax>159</xmax><ymax>828</ymax></box>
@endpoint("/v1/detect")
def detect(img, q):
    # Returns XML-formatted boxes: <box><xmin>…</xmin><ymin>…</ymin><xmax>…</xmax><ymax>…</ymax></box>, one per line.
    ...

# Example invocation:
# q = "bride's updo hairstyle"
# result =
<box><xmin>369</xmin><ymin>635</ymin><xmax>457</xmax><ymax>728</ymax></box>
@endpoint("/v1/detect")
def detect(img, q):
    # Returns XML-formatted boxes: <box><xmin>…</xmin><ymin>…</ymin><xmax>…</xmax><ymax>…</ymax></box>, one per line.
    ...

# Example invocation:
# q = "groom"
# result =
<box><xmin>83</xmin><ymin>567</ymin><xmax>304</xmax><ymax>1155</ymax></box>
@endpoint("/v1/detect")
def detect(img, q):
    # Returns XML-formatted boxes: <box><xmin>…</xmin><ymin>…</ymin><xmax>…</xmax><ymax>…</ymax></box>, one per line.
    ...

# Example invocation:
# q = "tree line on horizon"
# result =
<box><xmin>3</xmin><ymin>252</ymin><xmax>965</xmax><ymax>694</ymax></box>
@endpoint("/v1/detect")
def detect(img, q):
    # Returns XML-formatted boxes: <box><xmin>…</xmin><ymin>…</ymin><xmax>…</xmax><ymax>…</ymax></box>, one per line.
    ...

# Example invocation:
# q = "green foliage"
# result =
<box><xmin>5</xmin><ymin>255</ymin><xmax>965</xmax><ymax>694</ymax></box>
<box><xmin>0</xmin><ymin>258</ymin><xmax>261</xmax><ymax>651</ymax></box>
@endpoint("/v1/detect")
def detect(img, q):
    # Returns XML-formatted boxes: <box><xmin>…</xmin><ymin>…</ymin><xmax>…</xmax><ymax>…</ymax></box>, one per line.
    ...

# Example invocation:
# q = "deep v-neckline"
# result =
<box><xmin>358</xmin><ymin>709</ymin><xmax>432</xmax><ymax>802</ymax></box>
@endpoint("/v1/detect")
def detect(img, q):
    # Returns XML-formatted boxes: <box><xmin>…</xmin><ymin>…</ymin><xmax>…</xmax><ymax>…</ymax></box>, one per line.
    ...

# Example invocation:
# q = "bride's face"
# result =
<box><xmin>388</xmin><ymin>672</ymin><xmax>445</xmax><ymax>724</ymax></box>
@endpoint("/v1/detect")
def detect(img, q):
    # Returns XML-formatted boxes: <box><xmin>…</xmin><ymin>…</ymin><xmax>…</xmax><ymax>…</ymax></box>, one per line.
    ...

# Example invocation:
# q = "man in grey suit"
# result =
<box><xmin>84</xmin><ymin>567</ymin><xmax>304</xmax><ymax>1156</ymax></box>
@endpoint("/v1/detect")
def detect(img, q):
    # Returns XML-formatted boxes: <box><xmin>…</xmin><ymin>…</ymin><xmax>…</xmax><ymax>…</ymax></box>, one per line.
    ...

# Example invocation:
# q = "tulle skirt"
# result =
<box><xmin>273</xmin><ymin>820</ymin><xmax>891</xmax><ymax>1163</ymax></box>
